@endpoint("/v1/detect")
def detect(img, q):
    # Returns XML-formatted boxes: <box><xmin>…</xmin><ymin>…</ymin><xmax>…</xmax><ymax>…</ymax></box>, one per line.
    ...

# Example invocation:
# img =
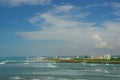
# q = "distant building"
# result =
<box><xmin>59</xmin><ymin>57</ymin><xmax>71</xmax><ymax>60</ymax></box>
<box><xmin>74</xmin><ymin>55</ymin><xmax>80</xmax><ymax>58</ymax></box>
<box><xmin>35</xmin><ymin>56</ymin><xmax>47</xmax><ymax>62</ymax></box>
<box><xmin>55</xmin><ymin>56</ymin><xmax>58</xmax><ymax>58</ymax></box>
<box><xmin>90</xmin><ymin>54</ymin><xmax>95</xmax><ymax>59</ymax></box>
<box><xmin>103</xmin><ymin>54</ymin><xmax>111</xmax><ymax>60</ymax></box>
<box><xmin>95</xmin><ymin>56</ymin><xmax>103</xmax><ymax>59</ymax></box>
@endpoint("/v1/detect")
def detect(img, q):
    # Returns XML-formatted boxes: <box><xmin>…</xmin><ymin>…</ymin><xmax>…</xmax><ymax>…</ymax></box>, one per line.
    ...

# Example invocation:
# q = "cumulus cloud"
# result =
<box><xmin>0</xmin><ymin>0</ymin><xmax>51</xmax><ymax>7</ymax></box>
<box><xmin>19</xmin><ymin>5</ymin><xmax>94</xmax><ymax>43</ymax></box>
<box><xmin>54</xmin><ymin>5</ymin><xmax>75</xmax><ymax>13</ymax></box>
<box><xmin>20</xmin><ymin>12</ymin><xmax>94</xmax><ymax>41</ymax></box>
<box><xmin>91</xmin><ymin>34</ymin><xmax>102</xmax><ymax>41</ymax></box>
<box><xmin>91</xmin><ymin>34</ymin><xmax>108</xmax><ymax>48</ymax></box>
<box><xmin>102</xmin><ymin>21</ymin><xmax>120</xmax><ymax>49</ymax></box>
<box><xmin>18</xmin><ymin>4</ymin><xmax>120</xmax><ymax>53</ymax></box>
<box><xmin>103</xmin><ymin>21</ymin><xmax>120</xmax><ymax>32</ymax></box>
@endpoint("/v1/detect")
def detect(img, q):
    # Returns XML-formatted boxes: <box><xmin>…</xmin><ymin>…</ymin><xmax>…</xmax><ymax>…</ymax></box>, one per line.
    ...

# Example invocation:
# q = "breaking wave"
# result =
<box><xmin>10</xmin><ymin>76</ymin><xmax>87</xmax><ymax>80</ymax></box>
<box><xmin>24</xmin><ymin>63</ymin><xmax>29</xmax><ymax>64</ymax></box>
<box><xmin>0</xmin><ymin>62</ymin><xmax>5</xmax><ymax>64</ymax></box>
<box><xmin>10</xmin><ymin>76</ymin><xmax>21</xmax><ymax>80</ymax></box>
<box><xmin>46</xmin><ymin>63</ymin><xmax>57</xmax><ymax>68</ymax></box>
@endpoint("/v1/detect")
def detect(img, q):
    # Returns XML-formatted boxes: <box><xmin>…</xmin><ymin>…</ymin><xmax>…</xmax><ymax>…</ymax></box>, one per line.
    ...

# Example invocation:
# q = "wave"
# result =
<box><xmin>10</xmin><ymin>76</ymin><xmax>40</xmax><ymax>80</ymax></box>
<box><xmin>94</xmin><ymin>69</ymin><xmax>110</xmax><ymax>73</ymax></box>
<box><xmin>10</xmin><ymin>76</ymin><xmax>21</xmax><ymax>80</ymax></box>
<box><xmin>80</xmin><ymin>69</ymin><xmax>110</xmax><ymax>73</ymax></box>
<box><xmin>0</xmin><ymin>62</ymin><xmax>57</xmax><ymax>68</ymax></box>
<box><xmin>105</xmin><ymin>63</ymin><xmax>110</xmax><ymax>66</ymax></box>
<box><xmin>32</xmin><ymin>79</ymin><xmax>40</xmax><ymax>80</ymax></box>
<box><xmin>44</xmin><ymin>77</ymin><xmax>88</xmax><ymax>80</ymax></box>
<box><xmin>22</xmin><ymin>69</ymin><xmax>110</xmax><ymax>76</ymax></box>
<box><xmin>24</xmin><ymin>63</ymin><xmax>29</xmax><ymax>64</ymax></box>
<box><xmin>89</xmin><ymin>63</ymin><xmax>99</xmax><ymax>66</ymax></box>
<box><xmin>46</xmin><ymin>63</ymin><xmax>57</xmax><ymax>68</ymax></box>
<box><xmin>81</xmin><ymin>63</ymin><xmax>100</xmax><ymax>66</ymax></box>
<box><xmin>5</xmin><ymin>60</ymin><xmax>17</xmax><ymax>62</ymax></box>
<box><xmin>108</xmin><ymin>75</ymin><xmax>120</xmax><ymax>77</ymax></box>
<box><xmin>0</xmin><ymin>62</ymin><xmax>5</xmax><ymax>64</ymax></box>
<box><xmin>81</xmin><ymin>62</ymin><xmax>87</xmax><ymax>65</ymax></box>
<box><xmin>10</xmin><ymin>76</ymin><xmax>87</xmax><ymax>80</ymax></box>
<box><xmin>27</xmin><ymin>63</ymin><xmax>57</xmax><ymax>68</ymax></box>
<box><xmin>22</xmin><ymin>63</ymin><xmax>57</xmax><ymax>68</ymax></box>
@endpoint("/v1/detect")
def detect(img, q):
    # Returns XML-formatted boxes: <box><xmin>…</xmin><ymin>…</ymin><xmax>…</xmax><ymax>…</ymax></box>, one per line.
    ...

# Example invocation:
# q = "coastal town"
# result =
<box><xmin>0</xmin><ymin>54</ymin><xmax>120</xmax><ymax>64</ymax></box>
<box><xmin>23</xmin><ymin>54</ymin><xmax>120</xmax><ymax>64</ymax></box>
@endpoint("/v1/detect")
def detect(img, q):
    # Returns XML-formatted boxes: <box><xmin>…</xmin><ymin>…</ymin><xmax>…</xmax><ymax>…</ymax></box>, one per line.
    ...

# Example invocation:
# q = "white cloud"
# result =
<box><xmin>98</xmin><ymin>41</ymin><xmax>108</xmax><ymax>48</ymax></box>
<box><xmin>54</xmin><ymin>5</ymin><xmax>75</xmax><ymax>13</ymax></box>
<box><xmin>28</xmin><ymin>4</ymin><xmax>91</xmax><ymax>27</ymax></box>
<box><xmin>110</xmin><ymin>2</ymin><xmax>120</xmax><ymax>9</ymax></box>
<box><xmin>18</xmin><ymin>4</ymin><xmax>120</xmax><ymax>53</ymax></box>
<box><xmin>85</xmin><ymin>2</ymin><xmax>110</xmax><ymax>8</ymax></box>
<box><xmin>0</xmin><ymin>0</ymin><xmax>51</xmax><ymax>7</ymax></box>
<box><xmin>91</xmin><ymin>34</ymin><xmax>102</xmax><ymax>41</ymax></box>
<box><xmin>103</xmin><ymin>21</ymin><xmax>120</xmax><ymax>32</ymax></box>
<box><xmin>91</xmin><ymin>34</ymin><xmax>108</xmax><ymax>48</ymax></box>
<box><xmin>19</xmin><ymin>5</ymin><xmax>95</xmax><ymax>45</ymax></box>
<box><xmin>101</xmin><ymin>21</ymin><xmax>120</xmax><ymax>49</ymax></box>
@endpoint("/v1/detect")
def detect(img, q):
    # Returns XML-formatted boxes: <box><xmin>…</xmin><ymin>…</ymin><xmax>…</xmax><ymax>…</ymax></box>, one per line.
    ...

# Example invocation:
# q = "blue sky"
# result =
<box><xmin>0</xmin><ymin>0</ymin><xmax>120</xmax><ymax>56</ymax></box>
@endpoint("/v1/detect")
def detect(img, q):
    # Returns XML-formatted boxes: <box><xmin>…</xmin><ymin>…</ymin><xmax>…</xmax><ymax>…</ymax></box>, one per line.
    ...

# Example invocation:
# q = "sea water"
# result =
<box><xmin>0</xmin><ymin>61</ymin><xmax>120</xmax><ymax>80</ymax></box>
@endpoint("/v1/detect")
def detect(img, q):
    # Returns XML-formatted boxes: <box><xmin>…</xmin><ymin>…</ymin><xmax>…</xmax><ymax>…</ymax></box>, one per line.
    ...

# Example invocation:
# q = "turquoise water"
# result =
<box><xmin>0</xmin><ymin>62</ymin><xmax>120</xmax><ymax>80</ymax></box>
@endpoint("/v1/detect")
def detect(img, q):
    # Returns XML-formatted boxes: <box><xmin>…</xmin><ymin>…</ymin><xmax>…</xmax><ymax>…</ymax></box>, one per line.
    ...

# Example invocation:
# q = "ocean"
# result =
<box><xmin>0</xmin><ymin>61</ymin><xmax>120</xmax><ymax>80</ymax></box>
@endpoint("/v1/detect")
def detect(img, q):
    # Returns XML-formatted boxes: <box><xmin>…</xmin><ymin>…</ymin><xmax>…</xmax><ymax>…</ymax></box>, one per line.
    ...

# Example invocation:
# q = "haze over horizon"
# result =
<box><xmin>0</xmin><ymin>0</ymin><xmax>120</xmax><ymax>56</ymax></box>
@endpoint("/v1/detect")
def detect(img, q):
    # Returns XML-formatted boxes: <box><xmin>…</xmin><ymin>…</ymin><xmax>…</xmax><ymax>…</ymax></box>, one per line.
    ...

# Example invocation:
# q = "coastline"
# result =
<box><xmin>48</xmin><ymin>59</ymin><xmax>120</xmax><ymax>64</ymax></box>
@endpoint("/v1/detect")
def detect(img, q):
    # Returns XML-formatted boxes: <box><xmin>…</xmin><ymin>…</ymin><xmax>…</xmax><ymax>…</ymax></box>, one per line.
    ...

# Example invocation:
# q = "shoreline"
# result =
<box><xmin>48</xmin><ymin>59</ymin><xmax>120</xmax><ymax>64</ymax></box>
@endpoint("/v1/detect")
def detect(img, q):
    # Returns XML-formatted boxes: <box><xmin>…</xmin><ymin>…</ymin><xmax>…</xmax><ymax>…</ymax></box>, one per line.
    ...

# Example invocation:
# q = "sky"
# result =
<box><xmin>0</xmin><ymin>0</ymin><xmax>120</xmax><ymax>56</ymax></box>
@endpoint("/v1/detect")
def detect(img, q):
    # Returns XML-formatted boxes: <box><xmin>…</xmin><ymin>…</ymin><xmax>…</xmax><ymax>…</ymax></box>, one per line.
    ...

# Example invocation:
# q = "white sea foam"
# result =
<box><xmin>89</xmin><ymin>63</ymin><xmax>98</xmax><ymax>66</ymax></box>
<box><xmin>24</xmin><ymin>63</ymin><xmax>29</xmax><ymax>64</ymax></box>
<box><xmin>10</xmin><ymin>76</ymin><xmax>88</xmax><ymax>80</ymax></box>
<box><xmin>0</xmin><ymin>62</ymin><xmax>5</xmax><ymax>64</ymax></box>
<box><xmin>81</xmin><ymin>62</ymin><xmax>86</xmax><ymax>65</ymax></box>
<box><xmin>77</xmin><ymin>69</ymin><xmax>110</xmax><ymax>74</ymax></box>
<box><xmin>4</xmin><ymin>61</ymin><xmax>8</xmax><ymax>62</ymax></box>
<box><xmin>42</xmin><ymin>77</ymin><xmax>88</xmax><ymax>80</ymax></box>
<box><xmin>31</xmin><ymin>79</ymin><xmax>40</xmax><ymax>80</ymax></box>
<box><xmin>105</xmin><ymin>63</ymin><xmax>110</xmax><ymax>65</ymax></box>
<box><xmin>94</xmin><ymin>69</ymin><xmax>103</xmax><ymax>72</ymax></box>
<box><xmin>10</xmin><ymin>76</ymin><xmax>40</xmax><ymax>80</ymax></box>
<box><xmin>94</xmin><ymin>69</ymin><xmax>110</xmax><ymax>73</ymax></box>
<box><xmin>10</xmin><ymin>76</ymin><xmax>21</xmax><ymax>80</ymax></box>
<box><xmin>46</xmin><ymin>63</ymin><xmax>57</xmax><ymax>68</ymax></box>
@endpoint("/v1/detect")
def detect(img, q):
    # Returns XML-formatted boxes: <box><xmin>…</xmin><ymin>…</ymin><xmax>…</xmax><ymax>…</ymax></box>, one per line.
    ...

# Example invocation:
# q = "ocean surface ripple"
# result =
<box><xmin>0</xmin><ymin>61</ymin><xmax>120</xmax><ymax>80</ymax></box>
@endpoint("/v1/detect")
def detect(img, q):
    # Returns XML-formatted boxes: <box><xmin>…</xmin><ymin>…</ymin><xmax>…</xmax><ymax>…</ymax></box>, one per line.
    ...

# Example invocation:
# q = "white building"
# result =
<box><xmin>103</xmin><ymin>54</ymin><xmax>111</xmax><ymax>60</ymax></box>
